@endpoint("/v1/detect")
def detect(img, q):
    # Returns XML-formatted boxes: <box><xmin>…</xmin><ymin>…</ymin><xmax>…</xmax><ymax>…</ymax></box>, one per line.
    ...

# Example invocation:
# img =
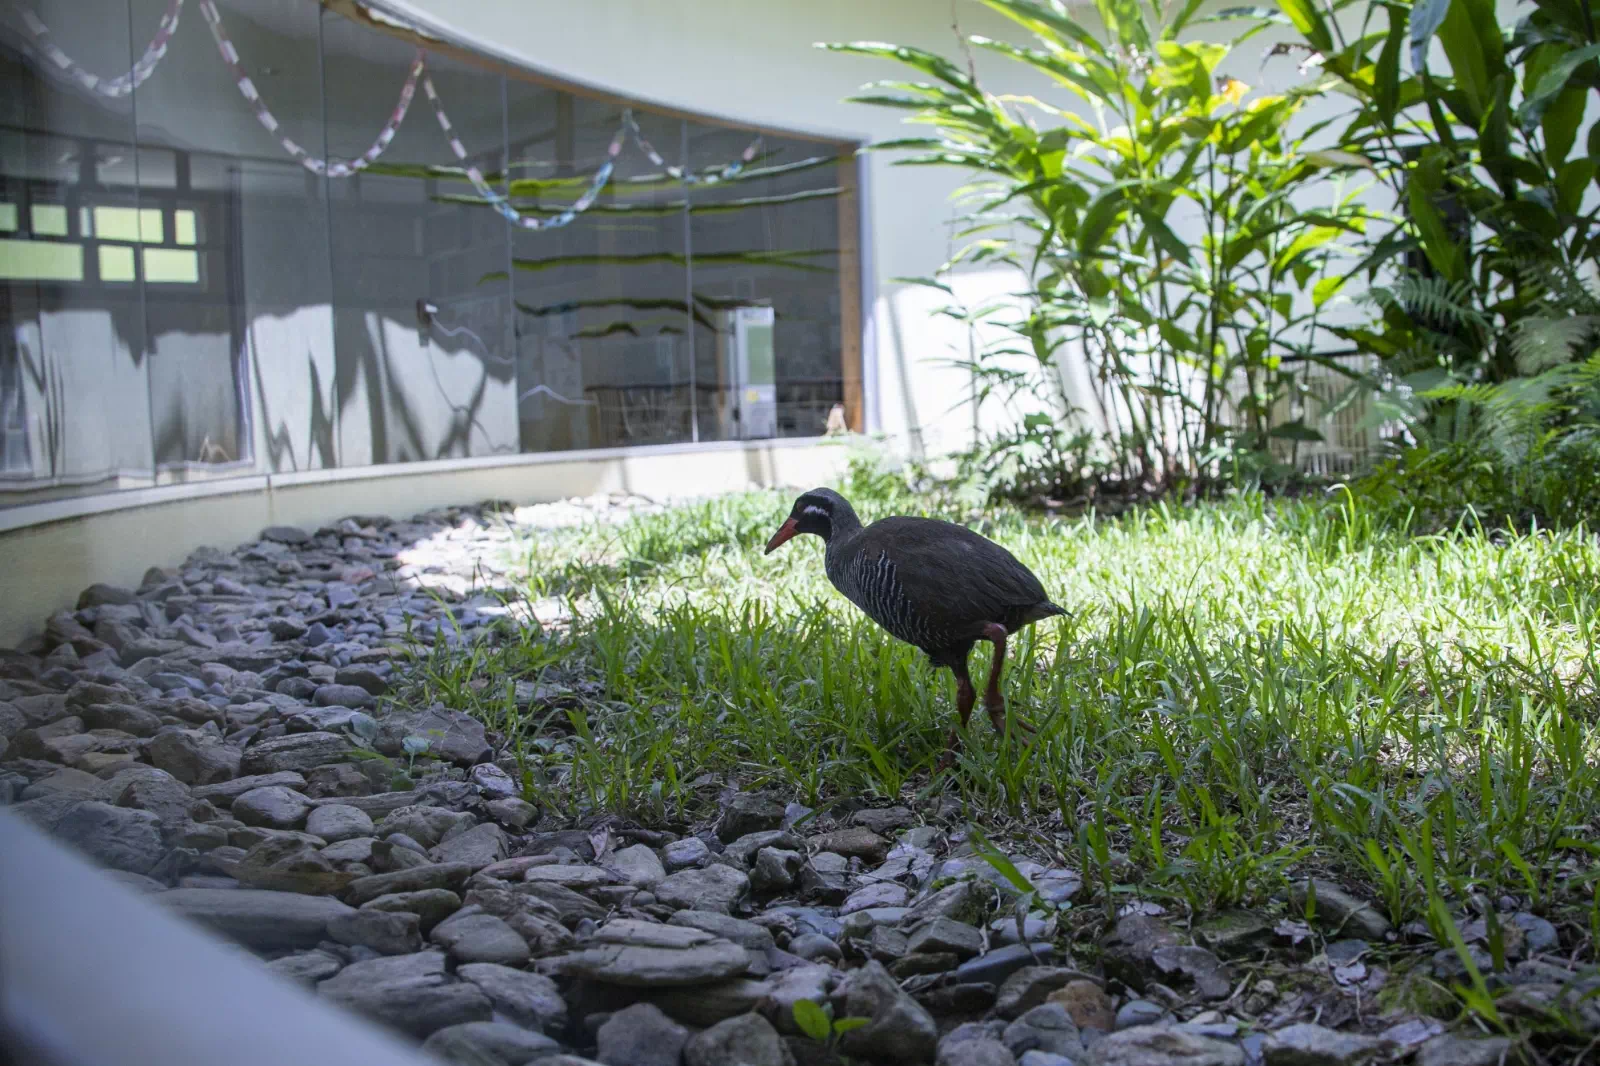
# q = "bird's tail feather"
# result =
<box><xmin>1021</xmin><ymin>601</ymin><xmax>1068</xmax><ymax>624</ymax></box>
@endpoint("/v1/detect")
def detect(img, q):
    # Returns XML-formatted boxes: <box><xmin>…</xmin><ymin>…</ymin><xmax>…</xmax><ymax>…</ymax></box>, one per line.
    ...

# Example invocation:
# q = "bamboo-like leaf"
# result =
<box><xmin>1166</xmin><ymin>0</ymin><xmax>1211</xmax><ymax>36</ymax></box>
<box><xmin>969</xmin><ymin>37</ymin><xmax>1117</xmax><ymax>106</ymax></box>
<box><xmin>975</xmin><ymin>0</ymin><xmax>1108</xmax><ymax>56</ymax></box>
<box><xmin>1078</xmin><ymin>187</ymin><xmax>1128</xmax><ymax>257</ymax></box>
<box><xmin>1277</xmin><ymin>0</ymin><xmax>1334</xmax><ymax>51</ymax></box>
<box><xmin>1374</xmin><ymin>3</ymin><xmax>1406</xmax><ymax>126</ymax></box>
<box><xmin>1202</xmin><ymin>4</ymin><xmax>1291</xmax><ymax>21</ymax></box>
<box><xmin>1518</xmin><ymin>43</ymin><xmax>1600</xmax><ymax>130</ymax></box>
<box><xmin>1407</xmin><ymin>151</ymin><xmax>1464</xmax><ymax>282</ymax></box>
<box><xmin>1436</xmin><ymin>0</ymin><xmax>1501</xmax><ymax>123</ymax></box>
<box><xmin>1313</xmin><ymin>274</ymin><xmax>1348</xmax><ymax>308</ymax></box>
<box><xmin>1138</xmin><ymin>207</ymin><xmax>1194</xmax><ymax>266</ymax></box>
<box><xmin>1304</xmin><ymin>149</ymin><xmax>1376</xmax><ymax>170</ymax></box>
<box><xmin>1095</xmin><ymin>0</ymin><xmax>1153</xmax><ymax>55</ymax></box>
<box><xmin>1542</xmin><ymin>85</ymin><xmax>1587</xmax><ymax>167</ymax></box>
<box><xmin>1479</xmin><ymin>76</ymin><xmax>1515</xmax><ymax>195</ymax></box>
<box><xmin>820</xmin><ymin>42</ymin><xmax>977</xmax><ymax>94</ymax></box>
<box><xmin>1556</xmin><ymin>157</ymin><xmax>1596</xmax><ymax>214</ymax></box>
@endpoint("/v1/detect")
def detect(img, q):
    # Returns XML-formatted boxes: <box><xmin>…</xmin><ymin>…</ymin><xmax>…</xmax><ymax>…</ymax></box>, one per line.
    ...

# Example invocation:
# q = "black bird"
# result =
<box><xmin>765</xmin><ymin>488</ymin><xmax>1064</xmax><ymax>760</ymax></box>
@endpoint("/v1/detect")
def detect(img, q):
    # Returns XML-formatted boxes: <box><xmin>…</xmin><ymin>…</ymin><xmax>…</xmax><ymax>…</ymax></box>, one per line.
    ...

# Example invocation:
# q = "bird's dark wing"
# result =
<box><xmin>855</xmin><ymin>517</ymin><xmax>1054</xmax><ymax>638</ymax></box>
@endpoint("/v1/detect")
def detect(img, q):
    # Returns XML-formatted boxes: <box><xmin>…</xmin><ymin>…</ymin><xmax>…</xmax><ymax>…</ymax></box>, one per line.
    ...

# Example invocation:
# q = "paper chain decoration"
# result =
<box><xmin>16</xmin><ymin>0</ymin><xmax>182</xmax><ymax>98</ymax></box>
<box><xmin>623</xmin><ymin>110</ymin><xmax>762</xmax><ymax>186</ymax></box>
<box><xmin>424</xmin><ymin>74</ymin><xmax>622</xmax><ymax>231</ymax></box>
<box><xmin>199</xmin><ymin>0</ymin><xmax>421</xmax><ymax>178</ymax></box>
<box><xmin>17</xmin><ymin>0</ymin><xmax>767</xmax><ymax>227</ymax></box>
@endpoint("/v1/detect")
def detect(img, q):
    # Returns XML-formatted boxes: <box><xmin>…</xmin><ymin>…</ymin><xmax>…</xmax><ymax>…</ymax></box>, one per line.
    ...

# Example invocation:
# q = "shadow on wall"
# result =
<box><xmin>244</xmin><ymin>304</ymin><xmax>520</xmax><ymax>476</ymax></box>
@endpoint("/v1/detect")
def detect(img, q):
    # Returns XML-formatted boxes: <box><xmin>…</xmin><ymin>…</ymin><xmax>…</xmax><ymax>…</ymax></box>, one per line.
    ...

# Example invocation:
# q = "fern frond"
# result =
<box><xmin>1509</xmin><ymin>256</ymin><xmax>1600</xmax><ymax>316</ymax></box>
<box><xmin>1509</xmin><ymin>315</ymin><xmax>1600</xmax><ymax>375</ymax></box>
<box><xmin>1365</xmin><ymin>275</ymin><xmax>1490</xmax><ymax>337</ymax></box>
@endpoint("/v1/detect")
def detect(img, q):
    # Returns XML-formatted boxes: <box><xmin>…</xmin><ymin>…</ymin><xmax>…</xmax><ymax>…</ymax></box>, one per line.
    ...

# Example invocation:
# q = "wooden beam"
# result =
<box><xmin>836</xmin><ymin>150</ymin><xmax>864</xmax><ymax>432</ymax></box>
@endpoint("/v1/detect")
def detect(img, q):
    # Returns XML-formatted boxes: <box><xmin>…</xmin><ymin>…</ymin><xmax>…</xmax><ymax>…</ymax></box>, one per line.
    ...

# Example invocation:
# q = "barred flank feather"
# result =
<box><xmin>797</xmin><ymin>489</ymin><xmax>1062</xmax><ymax>658</ymax></box>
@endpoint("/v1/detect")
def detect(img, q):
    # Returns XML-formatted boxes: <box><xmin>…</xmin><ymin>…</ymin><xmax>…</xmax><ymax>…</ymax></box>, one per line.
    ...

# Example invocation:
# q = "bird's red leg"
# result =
<box><xmin>939</xmin><ymin>665</ymin><xmax>976</xmax><ymax>770</ymax></box>
<box><xmin>980</xmin><ymin>622</ymin><xmax>1030</xmax><ymax>736</ymax></box>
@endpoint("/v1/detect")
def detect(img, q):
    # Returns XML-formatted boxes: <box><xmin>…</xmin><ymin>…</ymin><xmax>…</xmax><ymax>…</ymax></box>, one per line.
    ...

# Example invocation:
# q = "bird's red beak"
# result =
<box><xmin>764</xmin><ymin>517</ymin><xmax>799</xmax><ymax>555</ymax></box>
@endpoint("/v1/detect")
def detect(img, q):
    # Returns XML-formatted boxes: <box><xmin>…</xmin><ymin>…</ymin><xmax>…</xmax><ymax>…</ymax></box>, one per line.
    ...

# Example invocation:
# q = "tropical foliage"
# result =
<box><xmin>831</xmin><ymin>0</ymin><xmax>1600</xmax><ymax>514</ymax></box>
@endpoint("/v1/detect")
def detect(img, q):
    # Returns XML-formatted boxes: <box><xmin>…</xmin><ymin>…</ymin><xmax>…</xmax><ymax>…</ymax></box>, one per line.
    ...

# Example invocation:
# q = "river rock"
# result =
<box><xmin>239</xmin><ymin>732</ymin><xmax>353</xmax><ymax>776</ymax></box>
<box><xmin>361</xmin><ymin>888</ymin><xmax>463</xmax><ymax>933</ymax></box>
<box><xmin>1264</xmin><ymin>1023</ymin><xmax>1390</xmax><ymax>1065</ymax></box>
<box><xmin>1002</xmin><ymin>1003</ymin><xmax>1081</xmax><ymax>1059</ymax></box>
<box><xmin>318</xmin><ymin>951</ymin><xmax>492</xmax><ymax>1038</ymax></box>
<box><xmin>1288</xmin><ymin>880</ymin><xmax>1392</xmax><ymax>940</ymax></box>
<box><xmin>147</xmin><ymin>729</ymin><xmax>240</xmax><ymax>785</ymax></box>
<box><xmin>655</xmin><ymin>864</ymin><xmax>750</xmax><ymax>915</ymax></box>
<box><xmin>421</xmin><ymin>1021</ymin><xmax>560</xmax><ymax>1066</ymax></box>
<box><xmin>346</xmin><ymin>862</ymin><xmax>472</xmax><ymax>906</ymax></box>
<box><xmin>550</xmin><ymin>919</ymin><xmax>749</xmax><ymax>987</ymax></box>
<box><xmin>231</xmin><ymin>785</ymin><xmax>313</xmax><ymax>830</ymax></box>
<box><xmin>596</xmin><ymin>1002</ymin><xmax>689</xmax><ymax>1066</ymax></box>
<box><xmin>430</xmin><ymin>823</ymin><xmax>508</xmax><ymax>868</ymax></box>
<box><xmin>377</xmin><ymin>805</ymin><xmax>476</xmax><ymax>849</ymax></box>
<box><xmin>162</xmin><ymin>887</ymin><xmax>354</xmax><ymax>950</ymax></box>
<box><xmin>717</xmin><ymin>793</ymin><xmax>787</xmax><ymax>842</ymax></box>
<box><xmin>1084</xmin><ymin>1025</ymin><xmax>1245</xmax><ymax>1066</ymax></box>
<box><xmin>684</xmin><ymin>1012</ymin><xmax>792</xmax><ymax>1066</ymax></box>
<box><xmin>456</xmin><ymin>962</ymin><xmax>567</xmax><ymax>1034</ymax></box>
<box><xmin>306</xmin><ymin>803</ymin><xmax>374</xmax><ymax>842</ymax></box>
<box><xmin>836</xmin><ymin>960</ymin><xmax>938</xmax><ymax>1065</ymax></box>
<box><xmin>376</xmin><ymin>706</ymin><xmax>491</xmax><ymax>766</ymax></box>
<box><xmin>329</xmin><ymin>908</ymin><xmax>423</xmax><ymax>955</ymax></box>
<box><xmin>430</xmin><ymin>909</ymin><xmax>531</xmax><ymax>966</ymax></box>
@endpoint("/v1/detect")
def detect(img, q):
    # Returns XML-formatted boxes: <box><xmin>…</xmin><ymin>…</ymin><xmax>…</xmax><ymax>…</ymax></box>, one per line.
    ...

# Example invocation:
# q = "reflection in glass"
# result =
<box><xmin>0</xmin><ymin>0</ymin><xmax>152</xmax><ymax>495</ymax></box>
<box><xmin>685</xmin><ymin>121</ymin><xmax>853</xmax><ymax>442</ymax></box>
<box><xmin>0</xmin><ymin>0</ymin><xmax>860</xmax><ymax>507</ymax></box>
<box><xmin>327</xmin><ymin>19</ymin><xmax>514</xmax><ymax>465</ymax></box>
<box><xmin>507</xmin><ymin>94</ymin><xmax>692</xmax><ymax>452</ymax></box>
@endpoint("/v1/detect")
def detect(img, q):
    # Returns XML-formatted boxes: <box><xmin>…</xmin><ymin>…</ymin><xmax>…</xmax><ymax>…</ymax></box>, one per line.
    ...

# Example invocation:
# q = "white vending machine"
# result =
<box><xmin>716</xmin><ymin>305</ymin><xmax>777</xmax><ymax>439</ymax></box>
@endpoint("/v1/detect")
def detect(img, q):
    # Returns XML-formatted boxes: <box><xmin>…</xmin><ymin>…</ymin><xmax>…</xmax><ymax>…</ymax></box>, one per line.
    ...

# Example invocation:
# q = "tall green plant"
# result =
<box><xmin>1273</xmin><ymin>0</ymin><xmax>1600</xmax><ymax>417</ymax></box>
<box><xmin>827</xmin><ymin>0</ymin><xmax>1370</xmax><ymax>492</ymax></box>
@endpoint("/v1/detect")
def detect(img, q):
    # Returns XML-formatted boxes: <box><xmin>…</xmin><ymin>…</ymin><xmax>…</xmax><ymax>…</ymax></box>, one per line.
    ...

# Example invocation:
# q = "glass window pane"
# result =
<box><xmin>0</xmin><ymin>0</ymin><xmax>860</xmax><ymax>505</ymax></box>
<box><xmin>31</xmin><ymin>204</ymin><xmax>68</xmax><ymax>236</ymax></box>
<box><xmin>685</xmin><ymin>122</ymin><xmax>853</xmax><ymax>440</ymax></box>
<box><xmin>509</xmin><ymin>89</ymin><xmax>693</xmax><ymax>452</ymax></box>
<box><xmin>130</xmin><ymin>0</ymin><xmax>328</xmax><ymax>474</ymax></box>
<box><xmin>92</xmin><ymin>206</ymin><xmax>142</xmax><ymax>242</ymax></box>
<box><xmin>0</xmin><ymin>239</ymin><xmax>84</xmax><ymax>281</ymax></box>
<box><xmin>0</xmin><ymin>0</ymin><xmax>153</xmax><ymax>497</ymax></box>
<box><xmin>99</xmin><ymin>244</ymin><xmax>136</xmax><ymax>282</ymax></box>
<box><xmin>325</xmin><ymin>20</ymin><xmax>514</xmax><ymax>466</ymax></box>
<box><xmin>142</xmin><ymin>248</ymin><xmax>199</xmax><ymax>283</ymax></box>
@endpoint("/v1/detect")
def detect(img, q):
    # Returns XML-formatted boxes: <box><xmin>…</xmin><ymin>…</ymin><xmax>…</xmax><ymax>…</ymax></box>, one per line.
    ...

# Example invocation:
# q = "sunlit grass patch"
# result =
<box><xmin>399</xmin><ymin>480</ymin><xmax>1600</xmax><ymax>937</ymax></box>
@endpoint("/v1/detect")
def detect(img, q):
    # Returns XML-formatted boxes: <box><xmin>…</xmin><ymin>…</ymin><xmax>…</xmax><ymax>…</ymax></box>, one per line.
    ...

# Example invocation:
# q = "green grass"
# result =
<box><xmin>398</xmin><ymin>474</ymin><xmax>1600</xmax><ymax>960</ymax></box>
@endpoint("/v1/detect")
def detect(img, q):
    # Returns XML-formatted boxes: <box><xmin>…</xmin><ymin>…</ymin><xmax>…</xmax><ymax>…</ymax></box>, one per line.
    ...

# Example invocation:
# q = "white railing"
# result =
<box><xmin>0</xmin><ymin>811</ymin><xmax>442</xmax><ymax>1066</ymax></box>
